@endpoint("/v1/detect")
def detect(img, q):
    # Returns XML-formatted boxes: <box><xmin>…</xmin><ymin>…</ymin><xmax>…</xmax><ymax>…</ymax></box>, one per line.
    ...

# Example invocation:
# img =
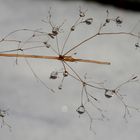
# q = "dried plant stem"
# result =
<box><xmin>74</xmin><ymin>58</ymin><xmax>110</xmax><ymax>65</ymax></box>
<box><xmin>0</xmin><ymin>53</ymin><xmax>110</xmax><ymax>65</ymax></box>
<box><xmin>64</xmin><ymin>32</ymin><xmax>139</xmax><ymax>55</ymax></box>
<box><xmin>0</xmin><ymin>53</ymin><xmax>59</xmax><ymax>60</ymax></box>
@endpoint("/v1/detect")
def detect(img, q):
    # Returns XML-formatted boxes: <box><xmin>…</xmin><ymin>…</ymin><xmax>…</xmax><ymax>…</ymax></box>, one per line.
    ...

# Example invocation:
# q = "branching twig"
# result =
<box><xmin>0</xmin><ymin>8</ymin><xmax>140</xmax><ymax>133</ymax></box>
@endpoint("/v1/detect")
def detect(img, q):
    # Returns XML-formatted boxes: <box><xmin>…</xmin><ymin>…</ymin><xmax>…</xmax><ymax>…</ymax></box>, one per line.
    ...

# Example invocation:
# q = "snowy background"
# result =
<box><xmin>0</xmin><ymin>0</ymin><xmax>140</xmax><ymax>140</ymax></box>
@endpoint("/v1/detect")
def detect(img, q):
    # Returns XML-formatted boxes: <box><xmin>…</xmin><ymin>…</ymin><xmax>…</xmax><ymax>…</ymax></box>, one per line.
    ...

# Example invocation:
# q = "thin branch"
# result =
<box><xmin>64</xmin><ymin>31</ymin><xmax>139</xmax><ymax>55</ymax></box>
<box><xmin>61</xmin><ymin>30</ymin><xmax>72</xmax><ymax>55</ymax></box>
<box><xmin>0</xmin><ymin>53</ymin><xmax>111</xmax><ymax>65</ymax></box>
<box><xmin>73</xmin><ymin>58</ymin><xmax>110</xmax><ymax>65</ymax></box>
<box><xmin>0</xmin><ymin>53</ymin><xmax>59</xmax><ymax>60</ymax></box>
<box><xmin>56</xmin><ymin>35</ymin><xmax>60</xmax><ymax>55</ymax></box>
<box><xmin>63</xmin><ymin>33</ymin><xmax>99</xmax><ymax>55</ymax></box>
<box><xmin>0</xmin><ymin>29</ymin><xmax>47</xmax><ymax>42</ymax></box>
<box><xmin>24</xmin><ymin>56</ymin><xmax>55</xmax><ymax>93</ymax></box>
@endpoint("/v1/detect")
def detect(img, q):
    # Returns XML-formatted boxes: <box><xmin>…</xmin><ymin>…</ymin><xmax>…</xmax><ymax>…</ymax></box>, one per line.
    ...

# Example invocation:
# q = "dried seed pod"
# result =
<box><xmin>50</xmin><ymin>71</ymin><xmax>58</xmax><ymax>79</ymax></box>
<box><xmin>104</xmin><ymin>90</ymin><xmax>114</xmax><ymax>98</ymax></box>
<box><xmin>76</xmin><ymin>105</ymin><xmax>85</xmax><ymax>114</ymax></box>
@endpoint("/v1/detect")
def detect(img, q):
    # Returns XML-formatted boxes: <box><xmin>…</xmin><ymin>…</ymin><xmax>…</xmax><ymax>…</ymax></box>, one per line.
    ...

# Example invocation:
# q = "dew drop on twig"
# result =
<box><xmin>104</xmin><ymin>90</ymin><xmax>114</xmax><ymax>98</ymax></box>
<box><xmin>135</xmin><ymin>43</ymin><xmax>140</xmax><ymax>48</ymax></box>
<box><xmin>76</xmin><ymin>105</ymin><xmax>85</xmax><ymax>114</ymax></box>
<box><xmin>115</xmin><ymin>16</ymin><xmax>123</xmax><ymax>25</ymax></box>
<box><xmin>71</xmin><ymin>26</ymin><xmax>75</xmax><ymax>31</ymax></box>
<box><xmin>58</xmin><ymin>84</ymin><xmax>62</xmax><ymax>90</ymax></box>
<box><xmin>84</xmin><ymin>18</ymin><xmax>93</xmax><ymax>25</ymax></box>
<box><xmin>50</xmin><ymin>71</ymin><xmax>58</xmax><ymax>79</ymax></box>
<box><xmin>63</xmin><ymin>71</ymin><xmax>68</xmax><ymax>77</ymax></box>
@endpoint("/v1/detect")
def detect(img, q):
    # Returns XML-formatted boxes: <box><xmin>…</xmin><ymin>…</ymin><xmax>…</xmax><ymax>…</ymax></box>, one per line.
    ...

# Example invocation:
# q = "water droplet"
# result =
<box><xmin>76</xmin><ymin>105</ymin><xmax>85</xmax><ymax>114</ymax></box>
<box><xmin>84</xmin><ymin>18</ymin><xmax>93</xmax><ymax>25</ymax></box>
<box><xmin>71</xmin><ymin>26</ymin><xmax>75</xmax><ymax>31</ymax></box>
<box><xmin>63</xmin><ymin>71</ymin><xmax>68</xmax><ymax>77</ymax></box>
<box><xmin>79</xmin><ymin>11</ymin><xmax>85</xmax><ymax>17</ymax></box>
<box><xmin>135</xmin><ymin>43</ymin><xmax>139</xmax><ymax>48</ymax></box>
<box><xmin>116</xmin><ymin>17</ymin><xmax>122</xmax><ymax>24</ymax></box>
<box><xmin>104</xmin><ymin>90</ymin><xmax>113</xmax><ymax>98</ymax></box>
<box><xmin>106</xmin><ymin>19</ymin><xmax>110</xmax><ymax>23</ymax></box>
<box><xmin>50</xmin><ymin>71</ymin><xmax>58</xmax><ymax>79</ymax></box>
<box><xmin>52</xmin><ymin>27</ymin><xmax>59</xmax><ymax>36</ymax></box>
<box><xmin>58</xmin><ymin>84</ymin><xmax>62</xmax><ymax>90</ymax></box>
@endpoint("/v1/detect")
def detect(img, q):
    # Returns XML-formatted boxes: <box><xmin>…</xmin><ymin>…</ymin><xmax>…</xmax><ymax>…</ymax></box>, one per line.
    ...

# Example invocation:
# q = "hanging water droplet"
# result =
<box><xmin>115</xmin><ymin>17</ymin><xmax>123</xmax><ymax>25</ymax></box>
<box><xmin>0</xmin><ymin>110</ymin><xmax>6</xmax><ymax>118</ymax></box>
<box><xmin>104</xmin><ymin>90</ymin><xmax>114</xmax><ymax>98</ymax></box>
<box><xmin>58</xmin><ymin>84</ymin><xmax>62</xmax><ymax>90</ymax></box>
<box><xmin>79</xmin><ymin>11</ymin><xmax>85</xmax><ymax>17</ymax></box>
<box><xmin>135</xmin><ymin>42</ymin><xmax>139</xmax><ymax>48</ymax></box>
<box><xmin>63</xmin><ymin>71</ymin><xmax>68</xmax><ymax>77</ymax></box>
<box><xmin>0</xmin><ymin>113</ymin><xmax>4</xmax><ymax>118</ymax></box>
<box><xmin>84</xmin><ymin>18</ymin><xmax>93</xmax><ymax>25</ymax></box>
<box><xmin>50</xmin><ymin>71</ymin><xmax>58</xmax><ymax>79</ymax></box>
<box><xmin>106</xmin><ymin>18</ymin><xmax>110</xmax><ymax>23</ymax></box>
<box><xmin>44</xmin><ymin>42</ymin><xmax>51</xmax><ymax>48</ymax></box>
<box><xmin>76</xmin><ymin>105</ymin><xmax>85</xmax><ymax>114</ymax></box>
<box><xmin>131</xmin><ymin>76</ymin><xmax>138</xmax><ymax>80</ymax></box>
<box><xmin>71</xmin><ymin>26</ymin><xmax>75</xmax><ymax>31</ymax></box>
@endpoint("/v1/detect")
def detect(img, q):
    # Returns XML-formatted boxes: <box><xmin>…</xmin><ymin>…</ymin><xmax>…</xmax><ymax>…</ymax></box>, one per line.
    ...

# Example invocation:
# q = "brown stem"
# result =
<box><xmin>63</xmin><ymin>32</ymin><xmax>138</xmax><ymax>56</ymax></box>
<box><xmin>74</xmin><ymin>58</ymin><xmax>110</xmax><ymax>65</ymax></box>
<box><xmin>0</xmin><ymin>53</ymin><xmax>110</xmax><ymax>65</ymax></box>
<box><xmin>0</xmin><ymin>53</ymin><xmax>59</xmax><ymax>60</ymax></box>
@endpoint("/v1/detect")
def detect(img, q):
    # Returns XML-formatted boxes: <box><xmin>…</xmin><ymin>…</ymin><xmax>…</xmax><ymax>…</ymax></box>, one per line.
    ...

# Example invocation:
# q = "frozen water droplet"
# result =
<box><xmin>63</xmin><ymin>71</ymin><xmax>68</xmax><ymax>77</ymax></box>
<box><xmin>84</xmin><ymin>18</ymin><xmax>93</xmax><ymax>25</ymax></box>
<box><xmin>104</xmin><ymin>90</ymin><xmax>113</xmax><ymax>98</ymax></box>
<box><xmin>76</xmin><ymin>105</ymin><xmax>85</xmax><ymax>114</ymax></box>
<box><xmin>71</xmin><ymin>26</ymin><xmax>75</xmax><ymax>31</ymax></box>
<box><xmin>135</xmin><ymin>43</ymin><xmax>139</xmax><ymax>48</ymax></box>
<box><xmin>58</xmin><ymin>84</ymin><xmax>62</xmax><ymax>90</ymax></box>
<box><xmin>116</xmin><ymin>17</ymin><xmax>123</xmax><ymax>25</ymax></box>
<box><xmin>106</xmin><ymin>19</ymin><xmax>110</xmax><ymax>23</ymax></box>
<box><xmin>50</xmin><ymin>71</ymin><xmax>58</xmax><ymax>79</ymax></box>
